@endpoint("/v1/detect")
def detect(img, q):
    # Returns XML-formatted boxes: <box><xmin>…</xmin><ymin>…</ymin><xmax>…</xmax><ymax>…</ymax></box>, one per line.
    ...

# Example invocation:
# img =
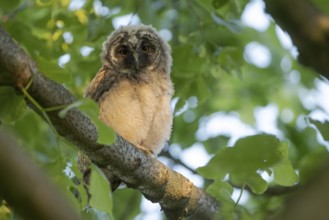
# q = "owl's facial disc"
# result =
<box><xmin>110</xmin><ymin>36</ymin><xmax>159</xmax><ymax>75</ymax></box>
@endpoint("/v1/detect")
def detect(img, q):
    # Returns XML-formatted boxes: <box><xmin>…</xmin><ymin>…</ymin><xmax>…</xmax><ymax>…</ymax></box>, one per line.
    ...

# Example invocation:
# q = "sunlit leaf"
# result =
<box><xmin>74</xmin><ymin>9</ymin><xmax>88</xmax><ymax>25</ymax></box>
<box><xmin>273</xmin><ymin>142</ymin><xmax>299</xmax><ymax>186</ymax></box>
<box><xmin>0</xmin><ymin>205</ymin><xmax>12</xmax><ymax>220</ymax></box>
<box><xmin>244</xmin><ymin>173</ymin><xmax>268</xmax><ymax>194</ymax></box>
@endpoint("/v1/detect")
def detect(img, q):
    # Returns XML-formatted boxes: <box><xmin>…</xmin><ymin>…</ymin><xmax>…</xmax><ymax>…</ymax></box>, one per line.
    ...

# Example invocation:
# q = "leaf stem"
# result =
<box><xmin>235</xmin><ymin>184</ymin><xmax>245</xmax><ymax>207</ymax></box>
<box><xmin>21</xmin><ymin>86</ymin><xmax>56</xmax><ymax>132</ymax></box>
<box><xmin>21</xmin><ymin>79</ymin><xmax>79</xmax><ymax>162</ymax></box>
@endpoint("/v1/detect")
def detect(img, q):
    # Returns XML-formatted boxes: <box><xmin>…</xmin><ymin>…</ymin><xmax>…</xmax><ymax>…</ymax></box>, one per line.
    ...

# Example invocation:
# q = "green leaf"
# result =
<box><xmin>198</xmin><ymin>134</ymin><xmax>282</xmax><ymax>178</ymax></box>
<box><xmin>0</xmin><ymin>204</ymin><xmax>12</xmax><ymax>220</ymax></box>
<box><xmin>245</xmin><ymin>173</ymin><xmax>268</xmax><ymax>194</ymax></box>
<box><xmin>0</xmin><ymin>0</ymin><xmax>21</xmax><ymax>10</ymax></box>
<box><xmin>313</xmin><ymin>0</ymin><xmax>329</xmax><ymax>14</ymax></box>
<box><xmin>298</xmin><ymin>146</ymin><xmax>329</xmax><ymax>184</ymax></box>
<box><xmin>273</xmin><ymin>142</ymin><xmax>298</xmax><ymax>186</ymax></box>
<box><xmin>112</xmin><ymin>188</ymin><xmax>141</xmax><ymax>220</ymax></box>
<box><xmin>309</xmin><ymin>118</ymin><xmax>329</xmax><ymax>141</ymax></box>
<box><xmin>89</xmin><ymin>165</ymin><xmax>113</xmax><ymax>215</ymax></box>
<box><xmin>58</xmin><ymin>101</ymin><xmax>84</xmax><ymax>118</ymax></box>
<box><xmin>206</xmin><ymin>180</ymin><xmax>234</xmax><ymax>204</ymax></box>
<box><xmin>212</xmin><ymin>0</ymin><xmax>230</xmax><ymax>9</ymax></box>
<box><xmin>35</xmin><ymin>55</ymin><xmax>72</xmax><ymax>83</ymax></box>
<box><xmin>196</xmin><ymin>76</ymin><xmax>211</xmax><ymax>102</ymax></box>
<box><xmin>206</xmin><ymin>180</ymin><xmax>237</xmax><ymax>220</ymax></box>
<box><xmin>0</xmin><ymin>86</ymin><xmax>26</xmax><ymax>123</ymax></box>
<box><xmin>60</xmin><ymin>99</ymin><xmax>115</xmax><ymax>145</ymax></box>
<box><xmin>70</xmin><ymin>161</ymin><xmax>89</xmax><ymax>209</ymax></box>
<box><xmin>197</xmin><ymin>134</ymin><xmax>284</xmax><ymax>193</ymax></box>
<box><xmin>203</xmin><ymin>135</ymin><xmax>230</xmax><ymax>154</ymax></box>
<box><xmin>81</xmin><ymin>207</ymin><xmax>114</xmax><ymax>220</ymax></box>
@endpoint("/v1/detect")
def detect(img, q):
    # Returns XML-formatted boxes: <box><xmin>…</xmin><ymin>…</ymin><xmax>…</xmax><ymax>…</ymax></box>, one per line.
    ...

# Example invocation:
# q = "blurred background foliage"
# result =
<box><xmin>1</xmin><ymin>0</ymin><xmax>329</xmax><ymax>219</ymax></box>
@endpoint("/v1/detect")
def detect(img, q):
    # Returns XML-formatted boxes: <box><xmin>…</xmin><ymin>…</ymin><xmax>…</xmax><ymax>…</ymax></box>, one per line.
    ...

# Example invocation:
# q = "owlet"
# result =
<box><xmin>85</xmin><ymin>24</ymin><xmax>173</xmax><ymax>155</ymax></box>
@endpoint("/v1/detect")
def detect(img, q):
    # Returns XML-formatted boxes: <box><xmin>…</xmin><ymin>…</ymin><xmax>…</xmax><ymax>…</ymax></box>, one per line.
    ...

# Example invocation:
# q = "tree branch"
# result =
<box><xmin>0</xmin><ymin>26</ymin><xmax>218</xmax><ymax>219</ymax></box>
<box><xmin>264</xmin><ymin>0</ymin><xmax>329</xmax><ymax>79</ymax></box>
<box><xmin>0</xmin><ymin>131</ymin><xmax>80</xmax><ymax>220</ymax></box>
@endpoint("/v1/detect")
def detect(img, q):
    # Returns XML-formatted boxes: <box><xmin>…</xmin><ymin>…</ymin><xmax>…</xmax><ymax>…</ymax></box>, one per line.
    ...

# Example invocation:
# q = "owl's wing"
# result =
<box><xmin>85</xmin><ymin>67</ymin><xmax>117</xmax><ymax>102</ymax></box>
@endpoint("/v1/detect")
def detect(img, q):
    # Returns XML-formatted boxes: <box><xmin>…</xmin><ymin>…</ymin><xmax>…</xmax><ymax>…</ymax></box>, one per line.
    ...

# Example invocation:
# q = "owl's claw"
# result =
<box><xmin>136</xmin><ymin>145</ymin><xmax>156</xmax><ymax>157</ymax></box>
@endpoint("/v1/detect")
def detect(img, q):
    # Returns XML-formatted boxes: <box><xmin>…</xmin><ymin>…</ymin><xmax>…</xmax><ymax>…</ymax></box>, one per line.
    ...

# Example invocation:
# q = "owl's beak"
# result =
<box><xmin>133</xmin><ymin>52</ymin><xmax>140</xmax><ymax>69</ymax></box>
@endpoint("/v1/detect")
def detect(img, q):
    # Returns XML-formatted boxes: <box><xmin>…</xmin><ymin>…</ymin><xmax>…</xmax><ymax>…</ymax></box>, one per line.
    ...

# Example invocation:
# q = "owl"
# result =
<box><xmin>85</xmin><ymin>24</ymin><xmax>173</xmax><ymax>156</ymax></box>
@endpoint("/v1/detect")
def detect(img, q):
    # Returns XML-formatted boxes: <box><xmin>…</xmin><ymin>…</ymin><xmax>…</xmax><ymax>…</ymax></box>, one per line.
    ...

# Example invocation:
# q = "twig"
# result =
<box><xmin>160</xmin><ymin>149</ymin><xmax>199</xmax><ymax>175</ymax></box>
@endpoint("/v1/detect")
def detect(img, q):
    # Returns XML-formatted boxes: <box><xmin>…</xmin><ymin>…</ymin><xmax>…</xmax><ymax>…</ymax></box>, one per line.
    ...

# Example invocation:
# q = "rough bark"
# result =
<box><xmin>0</xmin><ymin>131</ymin><xmax>81</xmax><ymax>220</ymax></box>
<box><xmin>0</xmin><ymin>26</ymin><xmax>218</xmax><ymax>219</ymax></box>
<box><xmin>264</xmin><ymin>0</ymin><xmax>329</xmax><ymax>79</ymax></box>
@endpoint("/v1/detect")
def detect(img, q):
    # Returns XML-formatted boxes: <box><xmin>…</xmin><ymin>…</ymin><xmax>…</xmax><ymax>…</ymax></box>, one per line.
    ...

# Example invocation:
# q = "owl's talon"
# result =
<box><xmin>136</xmin><ymin>145</ymin><xmax>155</xmax><ymax>156</ymax></box>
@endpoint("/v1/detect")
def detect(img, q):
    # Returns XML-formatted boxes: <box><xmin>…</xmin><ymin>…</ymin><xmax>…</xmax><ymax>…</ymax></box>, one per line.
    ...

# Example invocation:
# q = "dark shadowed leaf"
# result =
<box><xmin>0</xmin><ymin>86</ymin><xmax>26</xmax><ymax>123</ymax></box>
<box><xmin>309</xmin><ymin>118</ymin><xmax>329</xmax><ymax>141</ymax></box>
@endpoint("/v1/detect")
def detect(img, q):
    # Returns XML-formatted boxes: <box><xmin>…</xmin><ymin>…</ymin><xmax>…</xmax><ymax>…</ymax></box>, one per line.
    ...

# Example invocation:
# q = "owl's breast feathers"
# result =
<box><xmin>86</xmin><ymin>68</ymin><xmax>173</xmax><ymax>155</ymax></box>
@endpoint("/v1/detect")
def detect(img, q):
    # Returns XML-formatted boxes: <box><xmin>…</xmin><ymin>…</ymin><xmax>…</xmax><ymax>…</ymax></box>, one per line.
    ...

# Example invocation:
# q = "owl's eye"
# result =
<box><xmin>141</xmin><ymin>44</ymin><xmax>151</xmax><ymax>52</ymax></box>
<box><xmin>117</xmin><ymin>46</ymin><xmax>129</xmax><ymax>56</ymax></box>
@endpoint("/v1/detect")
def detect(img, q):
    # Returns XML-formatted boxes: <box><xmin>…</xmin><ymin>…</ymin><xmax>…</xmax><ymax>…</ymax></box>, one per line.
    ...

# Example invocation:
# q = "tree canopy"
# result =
<box><xmin>1</xmin><ymin>0</ymin><xmax>329</xmax><ymax>219</ymax></box>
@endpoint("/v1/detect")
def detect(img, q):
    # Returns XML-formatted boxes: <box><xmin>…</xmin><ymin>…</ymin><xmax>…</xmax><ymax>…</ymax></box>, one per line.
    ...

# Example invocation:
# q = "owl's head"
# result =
<box><xmin>102</xmin><ymin>24</ymin><xmax>172</xmax><ymax>77</ymax></box>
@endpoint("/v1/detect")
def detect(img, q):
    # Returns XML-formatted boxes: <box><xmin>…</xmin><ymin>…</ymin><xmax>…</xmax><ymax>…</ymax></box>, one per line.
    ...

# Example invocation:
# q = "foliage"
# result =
<box><xmin>1</xmin><ymin>0</ymin><xmax>329</xmax><ymax>219</ymax></box>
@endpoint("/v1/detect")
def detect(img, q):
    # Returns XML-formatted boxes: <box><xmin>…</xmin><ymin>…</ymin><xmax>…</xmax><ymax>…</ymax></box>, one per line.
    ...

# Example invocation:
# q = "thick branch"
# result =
<box><xmin>0</xmin><ymin>131</ymin><xmax>80</xmax><ymax>220</ymax></box>
<box><xmin>0</xmin><ymin>26</ymin><xmax>218</xmax><ymax>219</ymax></box>
<box><xmin>0</xmin><ymin>25</ymin><xmax>32</xmax><ymax>87</ymax></box>
<box><xmin>264</xmin><ymin>0</ymin><xmax>329</xmax><ymax>79</ymax></box>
